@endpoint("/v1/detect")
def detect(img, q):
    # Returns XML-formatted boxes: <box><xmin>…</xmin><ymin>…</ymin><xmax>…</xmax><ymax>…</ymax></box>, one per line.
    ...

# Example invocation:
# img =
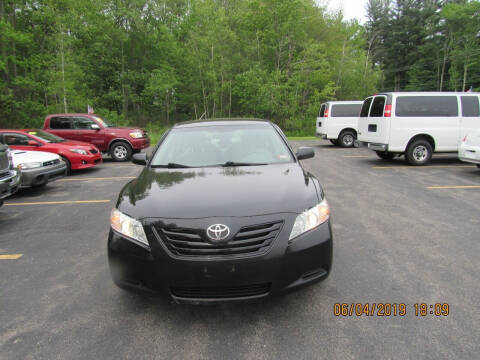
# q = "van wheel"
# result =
<box><xmin>329</xmin><ymin>139</ymin><xmax>338</xmax><ymax>145</ymax></box>
<box><xmin>110</xmin><ymin>141</ymin><xmax>132</xmax><ymax>162</ymax></box>
<box><xmin>375</xmin><ymin>151</ymin><xmax>395</xmax><ymax>160</ymax></box>
<box><xmin>338</xmin><ymin>131</ymin><xmax>356</xmax><ymax>148</ymax></box>
<box><xmin>406</xmin><ymin>139</ymin><xmax>432</xmax><ymax>166</ymax></box>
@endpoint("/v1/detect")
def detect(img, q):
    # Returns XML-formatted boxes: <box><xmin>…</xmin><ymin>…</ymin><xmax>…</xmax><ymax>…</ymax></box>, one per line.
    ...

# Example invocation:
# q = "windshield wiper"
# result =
<box><xmin>151</xmin><ymin>163</ymin><xmax>192</xmax><ymax>168</ymax></box>
<box><xmin>221</xmin><ymin>161</ymin><xmax>267</xmax><ymax>167</ymax></box>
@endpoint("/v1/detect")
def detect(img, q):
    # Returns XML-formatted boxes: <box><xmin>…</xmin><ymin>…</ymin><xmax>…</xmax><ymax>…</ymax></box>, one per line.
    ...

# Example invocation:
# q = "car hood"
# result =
<box><xmin>11</xmin><ymin>150</ymin><xmax>60</xmax><ymax>166</ymax></box>
<box><xmin>105</xmin><ymin>127</ymin><xmax>143</xmax><ymax>133</ymax></box>
<box><xmin>54</xmin><ymin>140</ymin><xmax>95</xmax><ymax>149</ymax></box>
<box><xmin>117</xmin><ymin>163</ymin><xmax>321</xmax><ymax>219</ymax></box>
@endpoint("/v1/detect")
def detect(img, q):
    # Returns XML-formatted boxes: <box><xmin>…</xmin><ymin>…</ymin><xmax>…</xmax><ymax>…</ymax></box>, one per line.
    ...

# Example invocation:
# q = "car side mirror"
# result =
<box><xmin>132</xmin><ymin>152</ymin><xmax>148</xmax><ymax>165</ymax></box>
<box><xmin>91</xmin><ymin>124</ymin><xmax>100</xmax><ymax>130</ymax></box>
<box><xmin>296</xmin><ymin>147</ymin><xmax>315</xmax><ymax>160</ymax></box>
<box><xmin>27</xmin><ymin>140</ymin><xmax>40</xmax><ymax>146</ymax></box>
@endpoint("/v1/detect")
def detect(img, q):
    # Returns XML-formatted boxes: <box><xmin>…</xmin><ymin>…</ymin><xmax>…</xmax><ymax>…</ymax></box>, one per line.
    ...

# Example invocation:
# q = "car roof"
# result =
<box><xmin>46</xmin><ymin>113</ymin><xmax>98</xmax><ymax>117</ymax></box>
<box><xmin>323</xmin><ymin>101</ymin><xmax>363</xmax><ymax>105</ymax></box>
<box><xmin>173</xmin><ymin>118</ymin><xmax>272</xmax><ymax>128</ymax></box>
<box><xmin>372</xmin><ymin>92</ymin><xmax>480</xmax><ymax>96</ymax></box>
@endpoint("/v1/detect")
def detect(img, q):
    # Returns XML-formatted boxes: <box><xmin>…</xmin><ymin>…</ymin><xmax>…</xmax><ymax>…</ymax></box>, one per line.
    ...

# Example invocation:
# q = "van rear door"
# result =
<box><xmin>358</xmin><ymin>95</ymin><xmax>390</xmax><ymax>145</ymax></box>
<box><xmin>316</xmin><ymin>103</ymin><xmax>328</xmax><ymax>137</ymax></box>
<box><xmin>460</xmin><ymin>95</ymin><xmax>480</xmax><ymax>142</ymax></box>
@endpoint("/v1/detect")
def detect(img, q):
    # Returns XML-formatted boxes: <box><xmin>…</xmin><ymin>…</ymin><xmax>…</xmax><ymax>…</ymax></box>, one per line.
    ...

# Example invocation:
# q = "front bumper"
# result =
<box><xmin>20</xmin><ymin>162</ymin><xmax>67</xmax><ymax>187</ymax></box>
<box><xmin>0</xmin><ymin>169</ymin><xmax>21</xmax><ymax>200</ymax></box>
<box><xmin>108</xmin><ymin>217</ymin><xmax>333</xmax><ymax>303</ymax></box>
<box><xmin>70</xmin><ymin>153</ymin><xmax>103</xmax><ymax>170</ymax></box>
<box><xmin>458</xmin><ymin>145</ymin><xmax>480</xmax><ymax>165</ymax></box>
<box><xmin>131</xmin><ymin>137</ymin><xmax>150</xmax><ymax>150</ymax></box>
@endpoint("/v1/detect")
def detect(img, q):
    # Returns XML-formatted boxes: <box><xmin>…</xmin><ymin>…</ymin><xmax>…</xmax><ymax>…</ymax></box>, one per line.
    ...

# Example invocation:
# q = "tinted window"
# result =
<box><xmin>360</xmin><ymin>97</ymin><xmax>373</xmax><ymax>117</ymax></box>
<box><xmin>74</xmin><ymin>117</ymin><xmax>95</xmax><ymax>129</ymax></box>
<box><xmin>3</xmin><ymin>133</ymin><xmax>30</xmax><ymax>146</ymax></box>
<box><xmin>318</xmin><ymin>104</ymin><xmax>327</xmax><ymax>117</ymax></box>
<box><xmin>50</xmin><ymin>117</ymin><xmax>73</xmax><ymax>129</ymax></box>
<box><xmin>330</xmin><ymin>104</ymin><xmax>362</xmax><ymax>117</ymax></box>
<box><xmin>151</xmin><ymin>124</ymin><xmax>293</xmax><ymax>167</ymax></box>
<box><xmin>369</xmin><ymin>97</ymin><xmax>386</xmax><ymax>117</ymax></box>
<box><xmin>395</xmin><ymin>96</ymin><xmax>458</xmax><ymax>117</ymax></box>
<box><xmin>461</xmin><ymin>96</ymin><xmax>479</xmax><ymax>117</ymax></box>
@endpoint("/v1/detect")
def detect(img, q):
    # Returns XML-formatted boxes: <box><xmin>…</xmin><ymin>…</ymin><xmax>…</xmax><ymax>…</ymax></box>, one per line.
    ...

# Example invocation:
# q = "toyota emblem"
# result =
<box><xmin>206</xmin><ymin>224</ymin><xmax>230</xmax><ymax>242</ymax></box>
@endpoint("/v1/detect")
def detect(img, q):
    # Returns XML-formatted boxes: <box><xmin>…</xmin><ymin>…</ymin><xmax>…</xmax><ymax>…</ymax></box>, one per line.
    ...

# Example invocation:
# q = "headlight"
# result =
<box><xmin>69</xmin><ymin>149</ymin><xmax>88</xmax><ymax>155</ymax></box>
<box><xmin>110</xmin><ymin>208</ymin><xmax>149</xmax><ymax>247</ymax></box>
<box><xmin>18</xmin><ymin>162</ymin><xmax>43</xmax><ymax>170</ymax></box>
<box><xmin>129</xmin><ymin>131</ymin><xmax>143</xmax><ymax>139</ymax></box>
<box><xmin>289</xmin><ymin>199</ymin><xmax>330</xmax><ymax>240</ymax></box>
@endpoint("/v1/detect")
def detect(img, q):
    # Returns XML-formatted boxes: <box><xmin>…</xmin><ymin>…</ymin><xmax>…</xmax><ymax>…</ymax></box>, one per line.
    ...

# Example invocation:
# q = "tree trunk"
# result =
<box><xmin>60</xmin><ymin>26</ymin><xmax>68</xmax><ymax>113</ymax></box>
<box><xmin>462</xmin><ymin>62</ymin><xmax>468</xmax><ymax>92</ymax></box>
<box><xmin>439</xmin><ymin>42</ymin><xmax>448</xmax><ymax>91</ymax></box>
<box><xmin>0</xmin><ymin>0</ymin><xmax>8</xmax><ymax>85</ymax></box>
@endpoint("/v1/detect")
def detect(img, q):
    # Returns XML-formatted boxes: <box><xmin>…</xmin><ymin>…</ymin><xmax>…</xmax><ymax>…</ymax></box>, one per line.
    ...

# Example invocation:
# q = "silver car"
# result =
<box><xmin>0</xmin><ymin>145</ymin><xmax>21</xmax><ymax>207</ymax></box>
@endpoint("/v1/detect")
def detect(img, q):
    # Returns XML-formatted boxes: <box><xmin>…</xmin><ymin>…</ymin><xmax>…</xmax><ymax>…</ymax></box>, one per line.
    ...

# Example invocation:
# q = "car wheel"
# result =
<box><xmin>406</xmin><ymin>139</ymin><xmax>432</xmax><ymax>166</ymax></box>
<box><xmin>61</xmin><ymin>156</ymin><xmax>71</xmax><ymax>175</ymax></box>
<box><xmin>111</xmin><ymin>142</ymin><xmax>132</xmax><ymax>162</ymax></box>
<box><xmin>375</xmin><ymin>151</ymin><xmax>395</xmax><ymax>160</ymax></box>
<box><xmin>329</xmin><ymin>139</ymin><xmax>338</xmax><ymax>146</ymax></box>
<box><xmin>476</xmin><ymin>164</ymin><xmax>480</xmax><ymax>168</ymax></box>
<box><xmin>338</xmin><ymin>131</ymin><xmax>356</xmax><ymax>148</ymax></box>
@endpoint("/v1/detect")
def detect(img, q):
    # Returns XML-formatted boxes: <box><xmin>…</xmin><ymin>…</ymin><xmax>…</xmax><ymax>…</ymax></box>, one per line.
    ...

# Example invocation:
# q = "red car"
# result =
<box><xmin>0</xmin><ymin>129</ymin><xmax>102</xmax><ymax>173</ymax></box>
<box><xmin>43</xmin><ymin>114</ymin><xmax>150</xmax><ymax>161</ymax></box>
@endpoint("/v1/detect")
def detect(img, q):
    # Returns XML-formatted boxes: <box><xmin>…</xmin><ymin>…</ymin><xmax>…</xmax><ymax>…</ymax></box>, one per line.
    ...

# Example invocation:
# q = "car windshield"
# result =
<box><xmin>150</xmin><ymin>123</ymin><xmax>294</xmax><ymax>168</ymax></box>
<box><xmin>26</xmin><ymin>130</ymin><xmax>66</xmax><ymax>143</ymax></box>
<box><xmin>93</xmin><ymin>116</ymin><xmax>113</xmax><ymax>128</ymax></box>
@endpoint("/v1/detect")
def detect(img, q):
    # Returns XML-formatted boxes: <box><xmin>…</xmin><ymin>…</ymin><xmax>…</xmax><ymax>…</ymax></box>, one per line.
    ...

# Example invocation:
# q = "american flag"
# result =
<box><xmin>87</xmin><ymin>104</ymin><xmax>94</xmax><ymax>114</ymax></box>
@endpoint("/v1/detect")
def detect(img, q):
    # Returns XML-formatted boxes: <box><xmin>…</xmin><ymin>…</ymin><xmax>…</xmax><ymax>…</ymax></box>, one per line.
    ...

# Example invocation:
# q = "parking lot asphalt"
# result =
<box><xmin>1</xmin><ymin>140</ymin><xmax>479</xmax><ymax>360</ymax></box>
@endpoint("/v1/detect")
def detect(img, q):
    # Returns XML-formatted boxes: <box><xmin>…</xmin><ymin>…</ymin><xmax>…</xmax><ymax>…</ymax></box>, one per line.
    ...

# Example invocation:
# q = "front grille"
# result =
<box><xmin>0</xmin><ymin>171</ymin><xmax>10</xmax><ymax>179</ymax></box>
<box><xmin>155</xmin><ymin>221</ymin><xmax>283</xmax><ymax>258</ymax></box>
<box><xmin>90</xmin><ymin>149</ymin><xmax>98</xmax><ymax>154</ymax></box>
<box><xmin>170</xmin><ymin>283</ymin><xmax>271</xmax><ymax>299</ymax></box>
<box><xmin>42</xmin><ymin>159</ymin><xmax>60</xmax><ymax>167</ymax></box>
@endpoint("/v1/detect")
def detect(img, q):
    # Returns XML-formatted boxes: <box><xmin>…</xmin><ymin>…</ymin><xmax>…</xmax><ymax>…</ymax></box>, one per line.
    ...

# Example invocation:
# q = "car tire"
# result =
<box><xmin>110</xmin><ymin>141</ymin><xmax>132</xmax><ymax>162</ymax></box>
<box><xmin>406</xmin><ymin>139</ymin><xmax>432</xmax><ymax>166</ymax></box>
<box><xmin>476</xmin><ymin>164</ymin><xmax>480</xmax><ymax>168</ymax></box>
<box><xmin>338</xmin><ymin>130</ymin><xmax>356</xmax><ymax>148</ymax></box>
<box><xmin>61</xmin><ymin>156</ymin><xmax>72</xmax><ymax>175</ymax></box>
<box><xmin>375</xmin><ymin>151</ymin><xmax>395</xmax><ymax>160</ymax></box>
<box><xmin>329</xmin><ymin>139</ymin><xmax>338</xmax><ymax>146</ymax></box>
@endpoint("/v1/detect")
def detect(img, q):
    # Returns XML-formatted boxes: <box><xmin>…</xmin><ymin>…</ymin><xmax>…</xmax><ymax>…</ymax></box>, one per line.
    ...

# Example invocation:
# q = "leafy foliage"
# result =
<box><xmin>1</xmin><ymin>0</ymin><xmax>379</xmax><ymax>134</ymax></box>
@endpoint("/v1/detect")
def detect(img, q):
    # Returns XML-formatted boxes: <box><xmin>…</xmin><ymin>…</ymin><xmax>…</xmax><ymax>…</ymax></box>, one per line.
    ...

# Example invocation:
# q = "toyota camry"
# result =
<box><xmin>108</xmin><ymin>119</ymin><xmax>332</xmax><ymax>303</ymax></box>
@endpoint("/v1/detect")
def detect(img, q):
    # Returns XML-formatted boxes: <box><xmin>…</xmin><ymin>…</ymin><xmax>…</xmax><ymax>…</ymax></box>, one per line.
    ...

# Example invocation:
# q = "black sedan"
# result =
<box><xmin>108</xmin><ymin>119</ymin><xmax>332</xmax><ymax>303</ymax></box>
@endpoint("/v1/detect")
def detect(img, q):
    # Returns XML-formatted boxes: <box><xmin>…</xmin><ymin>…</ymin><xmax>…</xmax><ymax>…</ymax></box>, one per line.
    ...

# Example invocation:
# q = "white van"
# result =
<box><xmin>356</xmin><ymin>92</ymin><xmax>480</xmax><ymax>165</ymax></box>
<box><xmin>316</xmin><ymin>101</ymin><xmax>363</xmax><ymax>147</ymax></box>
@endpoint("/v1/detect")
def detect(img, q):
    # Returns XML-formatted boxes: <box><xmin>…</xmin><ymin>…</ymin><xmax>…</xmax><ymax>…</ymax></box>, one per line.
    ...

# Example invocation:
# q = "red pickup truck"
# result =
<box><xmin>43</xmin><ymin>114</ymin><xmax>150</xmax><ymax>161</ymax></box>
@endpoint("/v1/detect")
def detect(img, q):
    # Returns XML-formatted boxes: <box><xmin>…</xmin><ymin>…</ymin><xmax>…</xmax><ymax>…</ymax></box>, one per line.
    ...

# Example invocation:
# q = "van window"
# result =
<box><xmin>360</xmin><ymin>97</ymin><xmax>373</xmax><ymax>117</ymax></box>
<box><xmin>395</xmin><ymin>96</ymin><xmax>458</xmax><ymax>117</ymax></box>
<box><xmin>369</xmin><ymin>97</ymin><xmax>386</xmax><ymax>117</ymax></box>
<box><xmin>50</xmin><ymin>117</ymin><xmax>73</xmax><ymax>129</ymax></box>
<box><xmin>461</xmin><ymin>96</ymin><xmax>479</xmax><ymax>117</ymax></box>
<box><xmin>318</xmin><ymin>104</ymin><xmax>327</xmax><ymax>117</ymax></box>
<box><xmin>330</xmin><ymin>104</ymin><xmax>362</xmax><ymax>117</ymax></box>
